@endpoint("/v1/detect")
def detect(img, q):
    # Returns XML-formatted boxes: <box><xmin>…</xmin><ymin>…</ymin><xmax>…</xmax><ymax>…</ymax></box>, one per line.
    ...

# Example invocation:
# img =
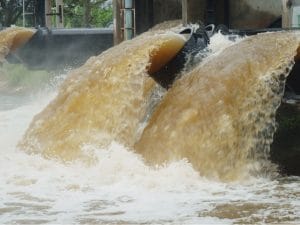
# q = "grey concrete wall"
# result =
<box><xmin>181</xmin><ymin>0</ymin><xmax>282</xmax><ymax>29</ymax></box>
<box><xmin>135</xmin><ymin>0</ymin><xmax>182</xmax><ymax>34</ymax></box>
<box><xmin>182</xmin><ymin>0</ymin><xmax>206</xmax><ymax>25</ymax></box>
<box><xmin>282</xmin><ymin>0</ymin><xmax>300</xmax><ymax>28</ymax></box>
<box><xmin>116</xmin><ymin>0</ymin><xmax>285</xmax><ymax>42</ymax></box>
<box><xmin>229</xmin><ymin>0</ymin><xmax>282</xmax><ymax>29</ymax></box>
<box><xmin>135</xmin><ymin>0</ymin><xmax>154</xmax><ymax>34</ymax></box>
<box><xmin>15</xmin><ymin>28</ymin><xmax>114</xmax><ymax>70</ymax></box>
<box><xmin>147</xmin><ymin>0</ymin><xmax>283</xmax><ymax>30</ymax></box>
<box><xmin>153</xmin><ymin>0</ymin><xmax>182</xmax><ymax>24</ymax></box>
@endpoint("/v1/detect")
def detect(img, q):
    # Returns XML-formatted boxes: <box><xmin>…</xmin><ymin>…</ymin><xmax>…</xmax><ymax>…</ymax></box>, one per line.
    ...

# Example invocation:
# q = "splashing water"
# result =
<box><xmin>19</xmin><ymin>30</ymin><xmax>186</xmax><ymax>162</ymax></box>
<box><xmin>136</xmin><ymin>32</ymin><xmax>299</xmax><ymax>181</ymax></box>
<box><xmin>0</xmin><ymin>27</ymin><xmax>35</xmax><ymax>62</ymax></box>
<box><xmin>0</xmin><ymin>27</ymin><xmax>299</xmax><ymax>224</ymax></box>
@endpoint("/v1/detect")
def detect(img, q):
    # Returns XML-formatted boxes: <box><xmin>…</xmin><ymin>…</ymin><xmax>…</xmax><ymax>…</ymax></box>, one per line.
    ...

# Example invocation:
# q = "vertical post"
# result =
<box><xmin>45</xmin><ymin>0</ymin><xmax>52</xmax><ymax>28</ymax></box>
<box><xmin>83</xmin><ymin>0</ymin><xmax>91</xmax><ymax>27</ymax></box>
<box><xmin>182</xmin><ymin>0</ymin><xmax>206</xmax><ymax>25</ymax></box>
<box><xmin>113</xmin><ymin>0</ymin><xmax>122</xmax><ymax>45</ymax></box>
<box><xmin>124</xmin><ymin>0</ymin><xmax>134</xmax><ymax>40</ymax></box>
<box><xmin>36</xmin><ymin>0</ymin><xmax>45</xmax><ymax>26</ymax></box>
<box><xmin>22</xmin><ymin>0</ymin><xmax>25</xmax><ymax>27</ymax></box>
<box><xmin>282</xmin><ymin>0</ymin><xmax>292</xmax><ymax>28</ymax></box>
<box><xmin>56</xmin><ymin>0</ymin><xmax>64</xmax><ymax>28</ymax></box>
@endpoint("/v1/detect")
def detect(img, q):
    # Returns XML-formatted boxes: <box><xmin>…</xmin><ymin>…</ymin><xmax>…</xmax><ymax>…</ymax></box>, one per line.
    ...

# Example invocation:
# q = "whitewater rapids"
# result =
<box><xmin>0</xmin><ymin>30</ymin><xmax>299</xmax><ymax>224</ymax></box>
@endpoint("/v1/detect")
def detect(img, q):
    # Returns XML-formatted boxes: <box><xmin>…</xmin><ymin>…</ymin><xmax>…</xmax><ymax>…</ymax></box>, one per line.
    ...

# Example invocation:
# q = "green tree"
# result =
<box><xmin>0</xmin><ymin>0</ymin><xmax>36</xmax><ymax>27</ymax></box>
<box><xmin>63</xmin><ymin>0</ymin><xmax>112</xmax><ymax>28</ymax></box>
<box><xmin>0</xmin><ymin>0</ymin><xmax>112</xmax><ymax>28</ymax></box>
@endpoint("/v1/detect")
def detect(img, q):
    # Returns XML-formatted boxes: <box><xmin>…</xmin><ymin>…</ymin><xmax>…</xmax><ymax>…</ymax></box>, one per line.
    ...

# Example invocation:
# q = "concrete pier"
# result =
<box><xmin>113</xmin><ymin>0</ymin><xmax>181</xmax><ymax>44</ymax></box>
<box><xmin>182</xmin><ymin>0</ymin><xmax>205</xmax><ymax>25</ymax></box>
<box><xmin>113</xmin><ymin>0</ymin><xmax>287</xmax><ymax>44</ymax></box>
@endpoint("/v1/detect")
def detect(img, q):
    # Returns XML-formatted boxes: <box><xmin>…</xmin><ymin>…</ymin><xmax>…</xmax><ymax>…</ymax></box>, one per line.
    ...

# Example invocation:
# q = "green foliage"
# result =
<box><xmin>0</xmin><ymin>0</ymin><xmax>36</xmax><ymax>27</ymax></box>
<box><xmin>0</xmin><ymin>0</ymin><xmax>112</xmax><ymax>28</ymax></box>
<box><xmin>64</xmin><ymin>0</ymin><xmax>113</xmax><ymax>28</ymax></box>
<box><xmin>64</xmin><ymin>5</ymin><xmax>84</xmax><ymax>27</ymax></box>
<box><xmin>90</xmin><ymin>5</ymin><xmax>113</xmax><ymax>27</ymax></box>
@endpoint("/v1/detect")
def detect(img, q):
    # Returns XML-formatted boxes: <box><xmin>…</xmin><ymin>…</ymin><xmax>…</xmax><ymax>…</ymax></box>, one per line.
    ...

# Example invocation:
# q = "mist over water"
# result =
<box><xmin>0</xmin><ymin>28</ymin><xmax>299</xmax><ymax>224</ymax></box>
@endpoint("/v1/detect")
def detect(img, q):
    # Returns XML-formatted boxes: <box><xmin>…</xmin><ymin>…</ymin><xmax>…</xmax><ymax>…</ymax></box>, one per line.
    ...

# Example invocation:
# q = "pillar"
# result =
<box><xmin>56</xmin><ymin>0</ymin><xmax>64</xmax><ymax>28</ymax></box>
<box><xmin>113</xmin><ymin>0</ymin><xmax>122</xmax><ymax>44</ymax></box>
<box><xmin>45</xmin><ymin>0</ymin><xmax>52</xmax><ymax>28</ymax></box>
<box><xmin>36</xmin><ymin>0</ymin><xmax>45</xmax><ymax>26</ymax></box>
<box><xmin>182</xmin><ymin>0</ymin><xmax>229</xmax><ymax>26</ymax></box>
<box><xmin>182</xmin><ymin>0</ymin><xmax>206</xmax><ymax>25</ymax></box>
<box><xmin>282</xmin><ymin>0</ymin><xmax>292</xmax><ymax>28</ymax></box>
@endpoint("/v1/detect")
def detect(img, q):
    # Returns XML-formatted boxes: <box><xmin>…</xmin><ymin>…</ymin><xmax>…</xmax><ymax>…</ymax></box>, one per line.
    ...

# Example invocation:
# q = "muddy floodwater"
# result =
<box><xmin>0</xmin><ymin>27</ymin><xmax>299</xmax><ymax>224</ymax></box>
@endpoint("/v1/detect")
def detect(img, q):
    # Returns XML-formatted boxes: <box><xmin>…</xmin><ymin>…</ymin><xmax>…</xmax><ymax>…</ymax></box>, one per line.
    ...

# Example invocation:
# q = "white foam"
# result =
<box><xmin>0</xmin><ymin>35</ymin><xmax>299</xmax><ymax>224</ymax></box>
<box><xmin>1</xmin><ymin>92</ymin><xmax>299</xmax><ymax>224</ymax></box>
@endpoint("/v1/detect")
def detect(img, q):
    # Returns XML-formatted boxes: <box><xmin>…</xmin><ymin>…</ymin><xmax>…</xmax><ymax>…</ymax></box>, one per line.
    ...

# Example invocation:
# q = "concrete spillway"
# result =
<box><xmin>6</xmin><ymin>27</ymin><xmax>113</xmax><ymax>70</ymax></box>
<box><xmin>0</xmin><ymin>26</ymin><xmax>300</xmax><ymax>224</ymax></box>
<box><xmin>1</xmin><ymin>26</ymin><xmax>300</xmax><ymax>178</ymax></box>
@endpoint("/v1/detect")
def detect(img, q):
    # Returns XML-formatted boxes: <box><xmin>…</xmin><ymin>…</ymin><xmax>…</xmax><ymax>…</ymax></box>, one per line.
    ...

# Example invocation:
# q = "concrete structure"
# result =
<box><xmin>183</xmin><ymin>0</ymin><xmax>283</xmax><ymax>28</ymax></box>
<box><xmin>182</xmin><ymin>0</ymin><xmax>206</xmax><ymax>25</ymax></box>
<box><xmin>229</xmin><ymin>0</ymin><xmax>281</xmax><ymax>29</ymax></box>
<box><xmin>113</xmin><ymin>0</ymin><xmax>182</xmax><ymax>44</ymax></box>
<box><xmin>12</xmin><ymin>28</ymin><xmax>113</xmax><ymax>70</ymax></box>
<box><xmin>182</xmin><ymin>0</ymin><xmax>229</xmax><ymax>26</ymax></box>
<box><xmin>45</xmin><ymin>0</ymin><xmax>52</xmax><ymax>28</ymax></box>
<box><xmin>153</xmin><ymin>0</ymin><xmax>182</xmax><ymax>25</ymax></box>
<box><xmin>45</xmin><ymin>0</ymin><xmax>64</xmax><ymax>28</ymax></box>
<box><xmin>55</xmin><ymin>0</ymin><xmax>64</xmax><ymax>28</ymax></box>
<box><xmin>113</xmin><ymin>0</ymin><xmax>288</xmax><ymax>43</ymax></box>
<box><xmin>282</xmin><ymin>0</ymin><xmax>300</xmax><ymax>28</ymax></box>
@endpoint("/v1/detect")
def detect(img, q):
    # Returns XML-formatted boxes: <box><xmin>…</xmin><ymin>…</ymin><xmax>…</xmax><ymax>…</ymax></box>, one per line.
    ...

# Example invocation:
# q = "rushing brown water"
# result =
<box><xmin>0</xmin><ymin>27</ymin><xmax>299</xmax><ymax>225</ymax></box>
<box><xmin>0</xmin><ymin>27</ymin><xmax>35</xmax><ymax>62</ymax></box>
<box><xmin>135</xmin><ymin>32</ymin><xmax>299</xmax><ymax>181</ymax></box>
<box><xmin>19</xmin><ymin>29</ymin><xmax>186</xmax><ymax>162</ymax></box>
<box><xmin>3</xmin><ymin>27</ymin><xmax>299</xmax><ymax>181</ymax></box>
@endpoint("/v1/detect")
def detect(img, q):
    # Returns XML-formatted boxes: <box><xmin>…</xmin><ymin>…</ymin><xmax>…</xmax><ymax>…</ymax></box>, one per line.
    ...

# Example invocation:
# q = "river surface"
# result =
<box><xmin>0</xmin><ymin>94</ymin><xmax>299</xmax><ymax>224</ymax></box>
<box><xmin>0</xmin><ymin>29</ymin><xmax>300</xmax><ymax>224</ymax></box>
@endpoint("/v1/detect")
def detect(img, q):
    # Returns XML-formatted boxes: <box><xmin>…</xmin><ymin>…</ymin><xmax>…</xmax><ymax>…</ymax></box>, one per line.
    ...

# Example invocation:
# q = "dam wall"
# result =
<box><xmin>9</xmin><ymin>28</ymin><xmax>114</xmax><ymax>70</ymax></box>
<box><xmin>130</xmin><ymin>0</ymin><xmax>283</xmax><ymax>31</ymax></box>
<box><xmin>229</xmin><ymin>0</ymin><xmax>282</xmax><ymax>29</ymax></box>
<box><xmin>182</xmin><ymin>0</ymin><xmax>282</xmax><ymax>28</ymax></box>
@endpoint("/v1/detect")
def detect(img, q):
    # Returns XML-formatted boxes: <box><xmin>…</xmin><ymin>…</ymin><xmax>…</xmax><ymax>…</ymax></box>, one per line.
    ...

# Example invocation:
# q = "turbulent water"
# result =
<box><xmin>0</xmin><ymin>27</ymin><xmax>35</xmax><ymax>63</ymax></box>
<box><xmin>0</xmin><ymin>28</ymin><xmax>300</xmax><ymax>224</ymax></box>
<box><xmin>136</xmin><ymin>32</ymin><xmax>298</xmax><ymax>181</ymax></box>
<box><xmin>19</xmin><ymin>30</ymin><xmax>185</xmax><ymax>162</ymax></box>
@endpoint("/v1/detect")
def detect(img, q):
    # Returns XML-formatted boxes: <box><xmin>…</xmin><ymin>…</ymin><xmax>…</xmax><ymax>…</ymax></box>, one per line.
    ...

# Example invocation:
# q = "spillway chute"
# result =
<box><xmin>149</xmin><ymin>26</ymin><xmax>210</xmax><ymax>88</ymax></box>
<box><xmin>2</xmin><ymin>24</ymin><xmax>300</xmax><ymax>179</ymax></box>
<box><xmin>17</xmin><ymin>28</ymin><xmax>191</xmax><ymax>162</ymax></box>
<box><xmin>0</xmin><ymin>27</ymin><xmax>36</xmax><ymax>62</ymax></box>
<box><xmin>135</xmin><ymin>31</ymin><xmax>300</xmax><ymax>181</ymax></box>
